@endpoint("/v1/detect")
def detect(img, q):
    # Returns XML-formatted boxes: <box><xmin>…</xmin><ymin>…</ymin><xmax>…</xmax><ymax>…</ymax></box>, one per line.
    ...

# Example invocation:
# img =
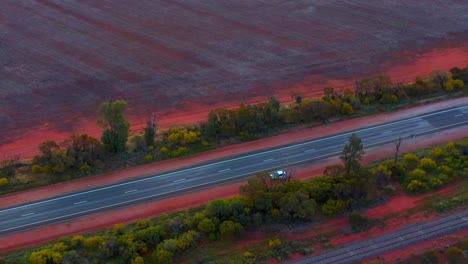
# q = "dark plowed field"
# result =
<box><xmin>1</xmin><ymin>0</ymin><xmax>467</xmax><ymax>145</ymax></box>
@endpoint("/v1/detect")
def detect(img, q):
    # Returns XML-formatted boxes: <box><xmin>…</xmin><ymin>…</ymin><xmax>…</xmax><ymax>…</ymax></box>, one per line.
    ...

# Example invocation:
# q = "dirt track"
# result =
<box><xmin>0</xmin><ymin>1</ymin><xmax>467</xmax><ymax>156</ymax></box>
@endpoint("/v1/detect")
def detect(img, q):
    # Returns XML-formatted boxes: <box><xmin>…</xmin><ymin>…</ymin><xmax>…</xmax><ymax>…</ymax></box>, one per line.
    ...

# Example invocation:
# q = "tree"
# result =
<box><xmin>144</xmin><ymin>122</ymin><xmax>156</xmax><ymax>147</ymax></box>
<box><xmin>151</xmin><ymin>249</ymin><xmax>173</xmax><ymax>264</ymax></box>
<box><xmin>340</xmin><ymin>133</ymin><xmax>364</xmax><ymax>175</ymax></box>
<box><xmin>323</xmin><ymin>86</ymin><xmax>335</xmax><ymax>97</ymax></box>
<box><xmin>39</xmin><ymin>140</ymin><xmax>60</xmax><ymax>159</ymax></box>
<box><xmin>427</xmin><ymin>70</ymin><xmax>452</xmax><ymax>89</ymax></box>
<box><xmin>450</xmin><ymin>67</ymin><xmax>468</xmax><ymax>82</ymax></box>
<box><xmin>64</xmin><ymin>134</ymin><xmax>103</xmax><ymax>167</ymax></box>
<box><xmin>323</xmin><ymin>164</ymin><xmax>345</xmax><ymax>177</ymax></box>
<box><xmin>355</xmin><ymin>75</ymin><xmax>393</xmax><ymax>101</ymax></box>
<box><xmin>393</xmin><ymin>138</ymin><xmax>402</xmax><ymax>164</ymax></box>
<box><xmin>97</xmin><ymin>100</ymin><xmax>130</xmax><ymax>152</ymax></box>
<box><xmin>278</xmin><ymin>191</ymin><xmax>316</xmax><ymax>219</ymax></box>
<box><xmin>268</xmin><ymin>96</ymin><xmax>281</xmax><ymax>112</ymax></box>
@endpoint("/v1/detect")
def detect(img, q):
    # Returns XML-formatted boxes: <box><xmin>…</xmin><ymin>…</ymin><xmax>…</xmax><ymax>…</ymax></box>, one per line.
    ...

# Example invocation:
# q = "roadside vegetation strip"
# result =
<box><xmin>0</xmin><ymin>67</ymin><xmax>467</xmax><ymax>196</ymax></box>
<box><xmin>2</xmin><ymin>138</ymin><xmax>467</xmax><ymax>264</ymax></box>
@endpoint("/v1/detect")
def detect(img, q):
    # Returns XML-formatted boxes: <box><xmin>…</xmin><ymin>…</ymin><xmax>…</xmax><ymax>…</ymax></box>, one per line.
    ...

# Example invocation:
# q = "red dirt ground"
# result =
<box><xmin>0</xmin><ymin>46</ymin><xmax>466</xmax><ymax>159</ymax></box>
<box><xmin>1</xmin><ymin>0</ymin><xmax>468</xmax><ymax>158</ymax></box>
<box><xmin>0</xmin><ymin>98</ymin><xmax>466</xmax><ymax>254</ymax></box>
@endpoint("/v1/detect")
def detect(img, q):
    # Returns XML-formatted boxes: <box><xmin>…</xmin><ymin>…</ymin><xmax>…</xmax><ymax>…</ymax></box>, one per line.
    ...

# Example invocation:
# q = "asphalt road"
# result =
<box><xmin>0</xmin><ymin>106</ymin><xmax>467</xmax><ymax>236</ymax></box>
<box><xmin>289</xmin><ymin>211</ymin><xmax>468</xmax><ymax>264</ymax></box>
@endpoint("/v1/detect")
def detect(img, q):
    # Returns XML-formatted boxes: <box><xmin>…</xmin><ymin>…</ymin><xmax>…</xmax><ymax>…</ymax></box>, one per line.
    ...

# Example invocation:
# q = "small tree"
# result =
<box><xmin>445</xmin><ymin>246</ymin><xmax>464</xmax><ymax>264</ymax></box>
<box><xmin>98</xmin><ymin>100</ymin><xmax>130</xmax><ymax>152</ymax></box>
<box><xmin>144</xmin><ymin>122</ymin><xmax>156</xmax><ymax>147</ymax></box>
<box><xmin>340</xmin><ymin>133</ymin><xmax>364</xmax><ymax>175</ymax></box>
<box><xmin>393</xmin><ymin>138</ymin><xmax>402</xmax><ymax>164</ymax></box>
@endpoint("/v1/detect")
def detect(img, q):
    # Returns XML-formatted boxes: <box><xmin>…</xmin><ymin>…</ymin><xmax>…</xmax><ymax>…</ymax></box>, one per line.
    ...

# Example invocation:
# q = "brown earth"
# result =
<box><xmin>0</xmin><ymin>97</ymin><xmax>466</xmax><ymax>254</ymax></box>
<box><xmin>1</xmin><ymin>0</ymin><xmax>468</xmax><ymax>158</ymax></box>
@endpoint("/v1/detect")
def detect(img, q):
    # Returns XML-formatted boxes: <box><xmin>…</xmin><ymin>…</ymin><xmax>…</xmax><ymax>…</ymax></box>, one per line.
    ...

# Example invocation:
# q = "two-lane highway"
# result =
<box><xmin>0</xmin><ymin>106</ymin><xmax>467</xmax><ymax>236</ymax></box>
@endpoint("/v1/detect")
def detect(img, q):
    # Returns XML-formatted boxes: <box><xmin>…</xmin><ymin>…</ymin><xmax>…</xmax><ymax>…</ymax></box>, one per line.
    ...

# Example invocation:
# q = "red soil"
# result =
<box><xmin>0</xmin><ymin>98</ymin><xmax>466</xmax><ymax>254</ymax></box>
<box><xmin>1</xmin><ymin>45</ymin><xmax>467</xmax><ymax>159</ymax></box>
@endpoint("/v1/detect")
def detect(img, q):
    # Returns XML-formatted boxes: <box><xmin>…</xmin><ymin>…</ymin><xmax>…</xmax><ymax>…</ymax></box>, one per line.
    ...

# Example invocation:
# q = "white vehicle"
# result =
<box><xmin>270</xmin><ymin>170</ymin><xmax>287</xmax><ymax>179</ymax></box>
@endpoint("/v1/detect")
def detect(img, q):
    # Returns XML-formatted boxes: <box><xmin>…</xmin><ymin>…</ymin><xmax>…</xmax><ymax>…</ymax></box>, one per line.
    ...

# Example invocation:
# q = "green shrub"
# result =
<box><xmin>348</xmin><ymin>211</ymin><xmax>371</xmax><ymax>231</ymax></box>
<box><xmin>160</xmin><ymin>146</ymin><xmax>169</xmax><ymax>155</ymax></box>
<box><xmin>445</xmin><ymin>246</ymin><xmax>464</xmax><ymax>264</ymax></box>
<box><xmin>383</xmin><ymin>185</ymin><xmax>397</xmax><ymax>196</ymax></box>
<box><xmin>131</xmin><ymin>256</ymin><xmax>145</xmax><ymax>264</ymax></box>
<box><xmin>423</xmin><ymin>250</ymin><xmax>439</xmax><ymax>264</ymax></box>
<box><xmin>321</xmin><ymin>199</ymin><xmax>347</xmax><ymax>215</ymax></box>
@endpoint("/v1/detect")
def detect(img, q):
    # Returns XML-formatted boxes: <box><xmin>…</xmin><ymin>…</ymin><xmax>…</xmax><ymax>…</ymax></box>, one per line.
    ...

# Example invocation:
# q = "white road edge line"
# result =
<box><xmin>73</xmin><ymin>201</ymin><xmax>87</xmax><ymax>205</ymax></box>
<box><xmin>1</xmin><ymin>106</ymin><xmax>466</xmax><ymax>213</ymax></box>
<box><xmin>173</xmin><ymin>179</ymin><xmax>186</xmax><ymax>183</ymax></box>
<box><xmin>21</xmin><ymin>213</ymin><xmax>34</xmax><ymax>217</ymax></box>
<box><xmin>124</xmin><ymin>189</ymin><xmax>138</xmax><ymax>194</ymax></box>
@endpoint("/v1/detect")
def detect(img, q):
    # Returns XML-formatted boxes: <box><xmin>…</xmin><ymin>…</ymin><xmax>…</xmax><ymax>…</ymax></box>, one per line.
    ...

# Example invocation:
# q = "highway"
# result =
<box><xmin>0</xmin><ymin>105</ymin><xmax>467</xmax><ymax>236</ymax></box>
<box><xmin>289</xmin><ymin>211</ymin><xmax>468</xmax><ymax>264</ymax></box>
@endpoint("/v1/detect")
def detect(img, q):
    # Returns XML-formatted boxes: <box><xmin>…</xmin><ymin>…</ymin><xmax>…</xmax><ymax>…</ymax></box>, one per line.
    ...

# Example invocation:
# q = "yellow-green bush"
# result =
<box><xmin>340</xmin><ymin>102</ymin><xmax>354</xmax><ymax>115</ymax></box>
<box><xmin>32</xmin><ymin>164</ymin><xmax>43</xmax><ymax>174</ymax></box>
<box><xmin>0</xmin><ymin>177</ymin><xmax>8</xmax><ymax>187</ymax></box>
<box><xmin>144</xmin><ymin>155</ymin><xmax>153</xmax><ymax>163</ymax></box>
